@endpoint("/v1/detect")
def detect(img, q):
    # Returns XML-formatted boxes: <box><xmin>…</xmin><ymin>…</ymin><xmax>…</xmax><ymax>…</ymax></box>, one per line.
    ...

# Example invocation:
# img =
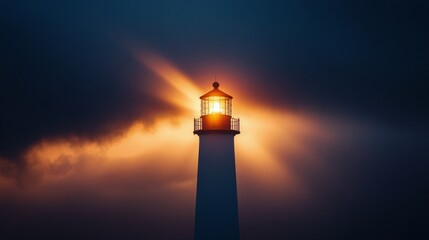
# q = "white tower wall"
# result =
<box><xmin>194</xmin><ymin>133</ymin><xmax>240</xmax><ymax>240</ymax></box>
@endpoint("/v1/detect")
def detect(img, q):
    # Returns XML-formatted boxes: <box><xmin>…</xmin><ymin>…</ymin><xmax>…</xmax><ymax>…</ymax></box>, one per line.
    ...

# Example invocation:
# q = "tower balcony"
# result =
<box><xmin>194</xmin><ymin>115</ymin><xmax>240</xmax><ymax>134</ymax></box>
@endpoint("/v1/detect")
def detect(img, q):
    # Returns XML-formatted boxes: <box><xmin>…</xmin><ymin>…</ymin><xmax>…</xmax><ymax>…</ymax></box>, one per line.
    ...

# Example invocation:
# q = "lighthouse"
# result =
<box><xmin>193</xmin><ymin>81</ymin><xmax>240</xmax><ymax>240</ymax></box>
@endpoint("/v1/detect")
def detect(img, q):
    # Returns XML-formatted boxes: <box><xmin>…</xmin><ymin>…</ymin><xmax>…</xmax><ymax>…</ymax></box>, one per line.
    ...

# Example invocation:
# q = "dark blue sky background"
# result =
<box><xmin>0</xmin><ymin>1</ymin><xmax>428</xmax><ymax>239</ymax></box>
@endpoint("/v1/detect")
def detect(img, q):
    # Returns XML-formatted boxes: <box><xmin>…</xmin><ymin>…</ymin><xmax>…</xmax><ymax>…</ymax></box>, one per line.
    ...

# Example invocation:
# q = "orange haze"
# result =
<box><xmin>0</xmin><ymin>51</ymin><xmax>362</xmax><ymax>224</ymax></box>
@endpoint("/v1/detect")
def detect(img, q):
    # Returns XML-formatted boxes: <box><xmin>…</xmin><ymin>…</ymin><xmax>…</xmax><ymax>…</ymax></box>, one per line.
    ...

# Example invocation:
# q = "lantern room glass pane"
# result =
<box><xmin>201</xmin><ymin>96</ymin><xmax>231</xmax><ymax>116</ymax></box>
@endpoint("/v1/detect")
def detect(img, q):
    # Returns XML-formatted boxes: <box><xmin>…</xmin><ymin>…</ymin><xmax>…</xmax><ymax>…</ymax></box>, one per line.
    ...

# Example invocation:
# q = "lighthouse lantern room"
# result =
<box><xmin>194</xmin><ymin>82</ymin><xmax>240</xmax><ymax>134</ymax></box>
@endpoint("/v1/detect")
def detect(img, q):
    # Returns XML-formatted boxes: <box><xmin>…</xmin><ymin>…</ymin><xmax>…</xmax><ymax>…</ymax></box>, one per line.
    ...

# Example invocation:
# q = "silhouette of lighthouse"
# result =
<box><xmin>193</xmin><ymin>81</ymin><xmax>240</xmax><ymax>240</ymax></box>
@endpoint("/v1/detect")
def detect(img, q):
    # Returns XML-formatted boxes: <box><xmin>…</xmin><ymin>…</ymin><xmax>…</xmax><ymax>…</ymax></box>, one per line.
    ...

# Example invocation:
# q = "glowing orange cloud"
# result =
<box><xmin>0</xmin><ymin>49</ymin><xmax>357</xmax><ymax>215</ymax></box>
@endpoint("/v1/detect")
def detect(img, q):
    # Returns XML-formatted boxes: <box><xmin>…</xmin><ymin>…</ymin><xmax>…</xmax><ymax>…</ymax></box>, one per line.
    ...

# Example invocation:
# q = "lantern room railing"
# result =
<box><xmin>230</xmin><ymin>117</ymin><xmax>240</xmax><ymax>131</ymax></box>
<box><xmin>194</xmin><ymin>117</ymin><xmax>240</xmax><ymax>133</ymax></box>
<box><xmin>194</xmin><ymin>117</ymin><xmax>202</xmax><ymax>131</ymax></box>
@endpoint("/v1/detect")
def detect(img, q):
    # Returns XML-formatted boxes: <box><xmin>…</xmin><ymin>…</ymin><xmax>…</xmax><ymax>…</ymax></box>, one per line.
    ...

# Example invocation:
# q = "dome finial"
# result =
<box><xmin>213</xmin><ymin>81</ymin><xmax>219</xmax><ymax>89</ymax></box>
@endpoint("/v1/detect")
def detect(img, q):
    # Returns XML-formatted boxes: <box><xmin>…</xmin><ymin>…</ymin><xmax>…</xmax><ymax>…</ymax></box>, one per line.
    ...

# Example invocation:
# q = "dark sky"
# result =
<box><xmin>0</xmin><ymin>1</ymin><xmax>428</xmax><ymax>239</ymax></box>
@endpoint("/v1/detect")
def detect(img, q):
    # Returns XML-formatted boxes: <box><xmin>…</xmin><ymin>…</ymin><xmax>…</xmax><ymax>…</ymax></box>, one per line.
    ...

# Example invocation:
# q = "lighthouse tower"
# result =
<box><xmin>193</xmin><ymin>82</ymin><xmax>240</xmax><ymax>240</ymax></box>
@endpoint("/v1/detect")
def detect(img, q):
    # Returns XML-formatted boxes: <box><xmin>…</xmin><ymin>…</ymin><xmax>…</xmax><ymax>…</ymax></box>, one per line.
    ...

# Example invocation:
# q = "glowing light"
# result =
<box><xmin>202</xmin><ymin>96</ymin><xmax>230</xmax><ymax>116</ymax></box>
<box><xmin>211</xmin><ymin>101</ymin><xmax>221</xmax><ymax>114</ymax></box>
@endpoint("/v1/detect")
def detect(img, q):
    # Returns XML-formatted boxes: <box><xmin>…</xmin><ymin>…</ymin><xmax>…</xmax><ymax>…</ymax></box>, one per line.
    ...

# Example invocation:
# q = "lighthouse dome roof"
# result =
<box><xmin>200</xmin><ymin>82</ymin><xmax>233</xmax><ymax>99</ymax></box>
